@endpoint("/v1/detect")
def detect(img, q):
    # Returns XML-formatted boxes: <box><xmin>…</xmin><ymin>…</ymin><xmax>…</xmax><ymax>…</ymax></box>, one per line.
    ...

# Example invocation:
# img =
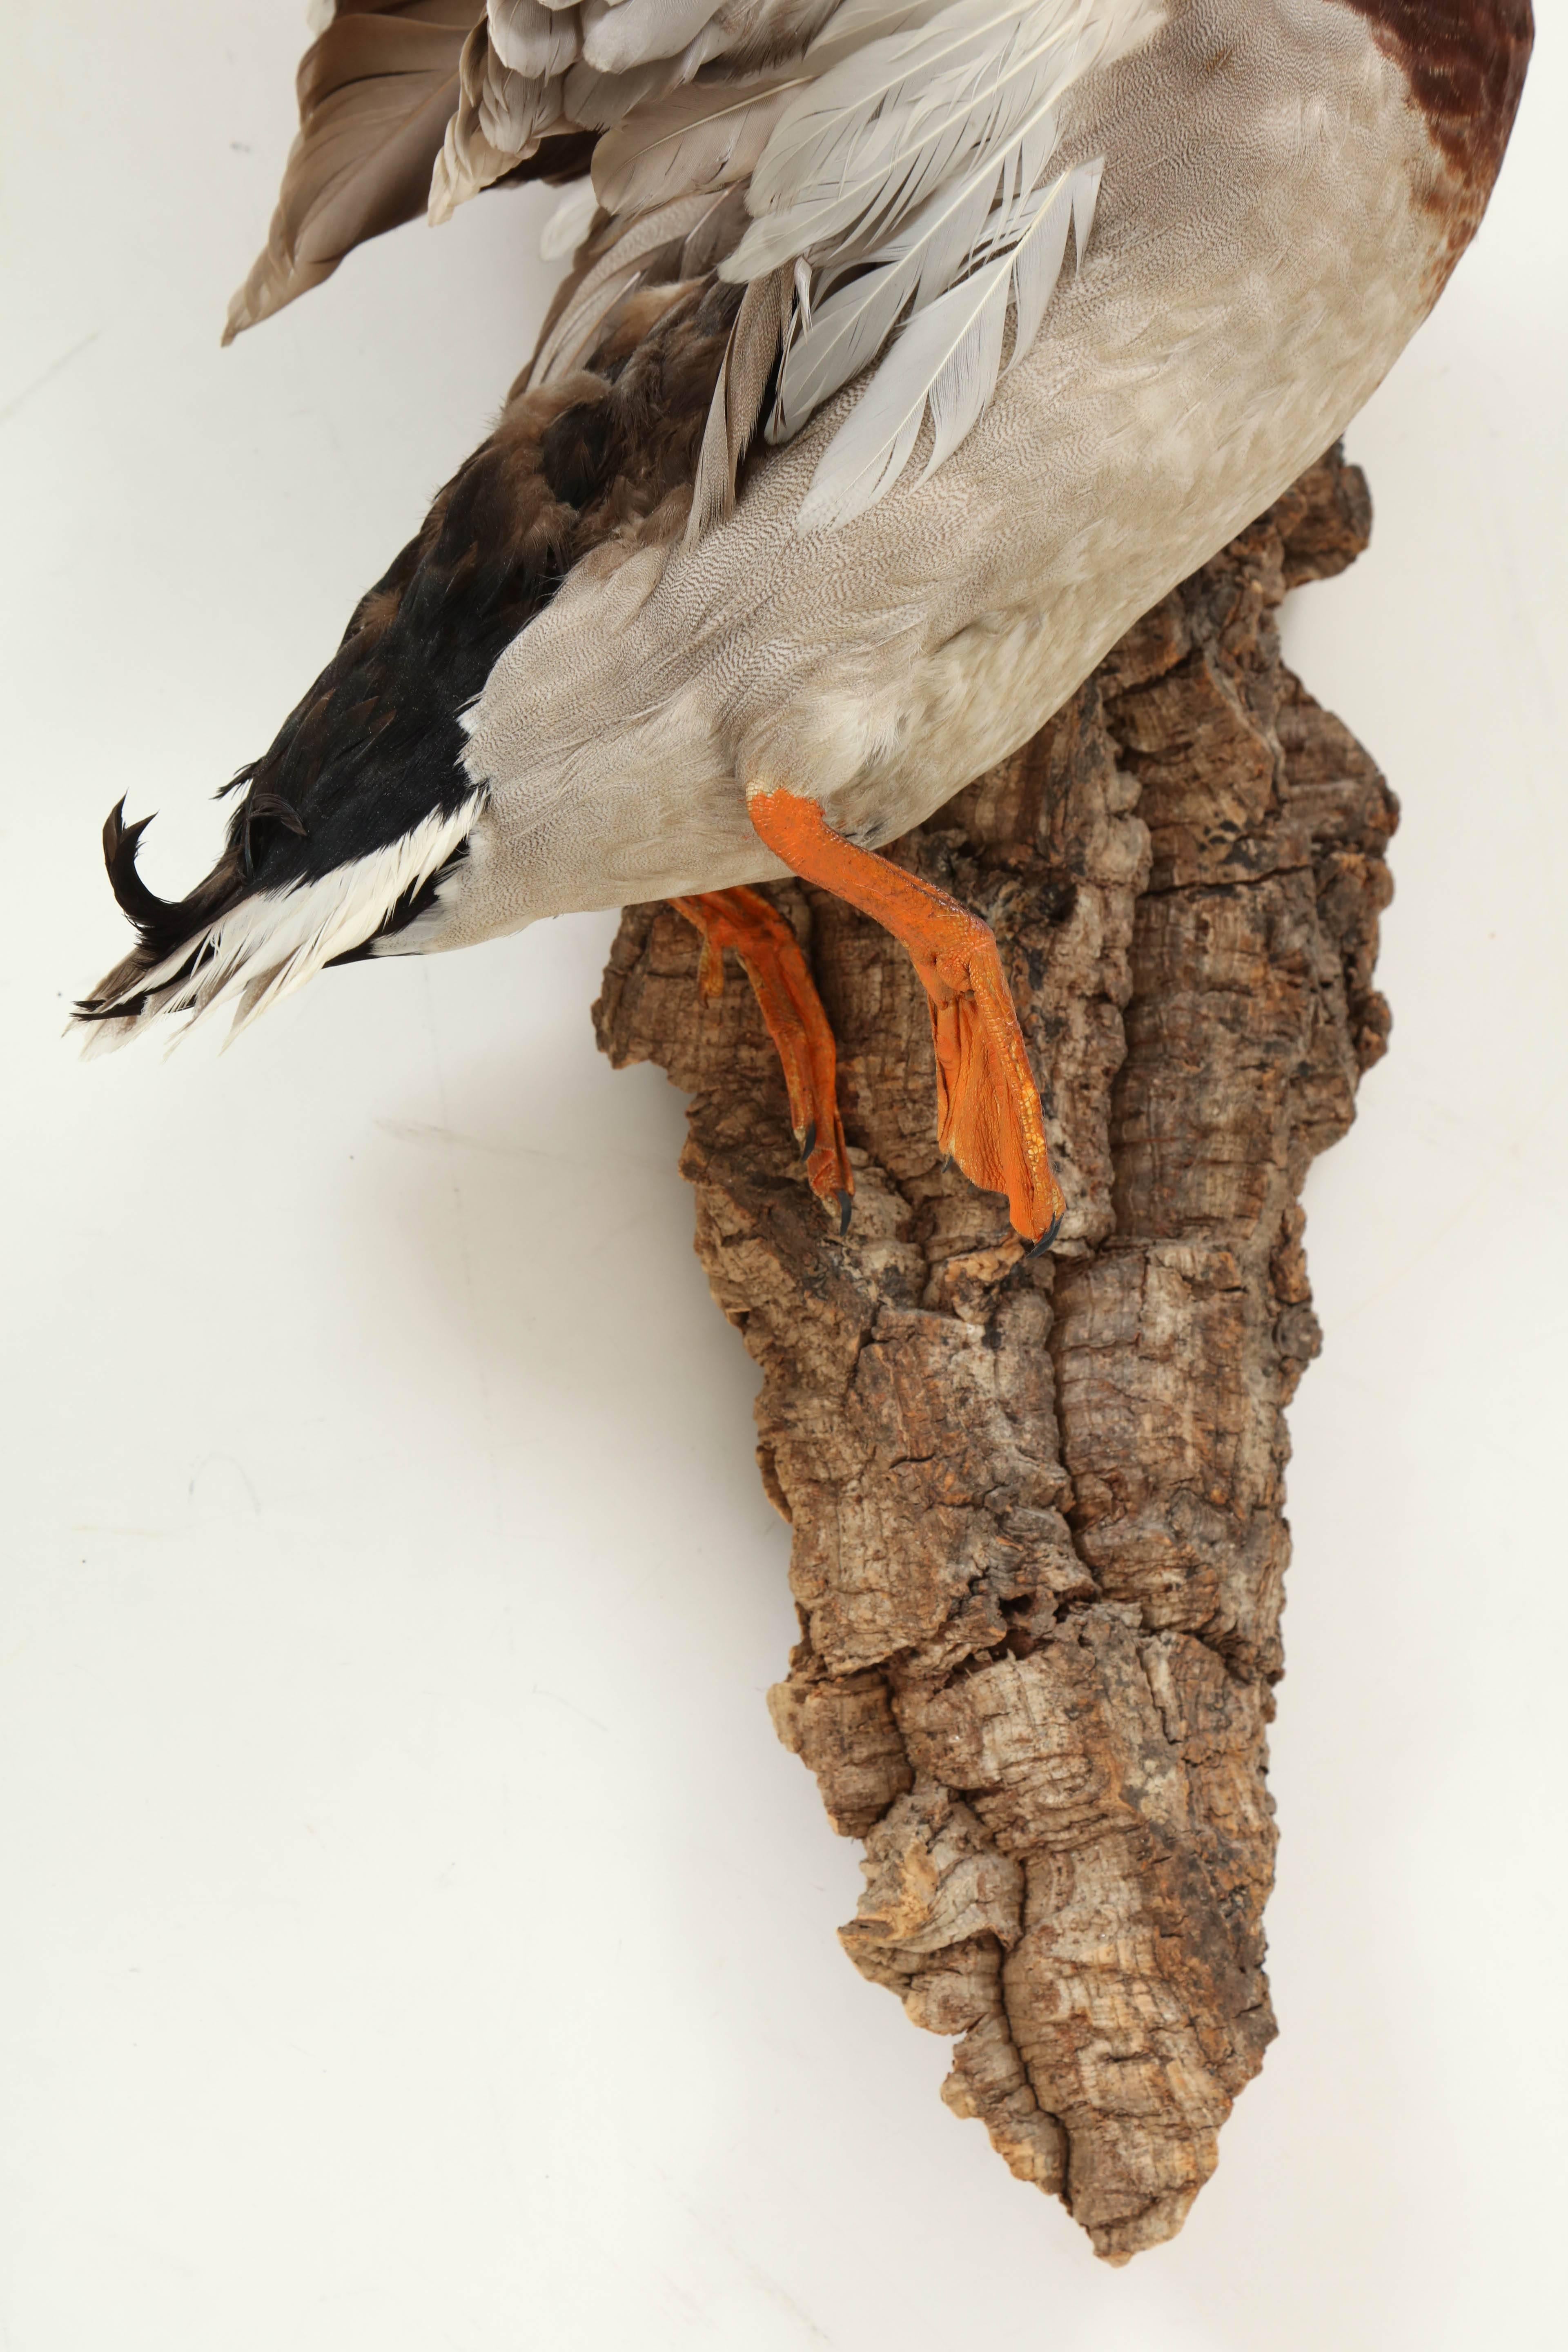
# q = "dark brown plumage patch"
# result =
<box><xmin>493</xmin><ymin>131</ymin><xmax>599</xmax><ymax>190</ymax></box>
<box><xmin>78</xmin><ymin>266</ymin><xmax>746</xmax><ymax>1023</ymax></box>
<box><xmin>1337</xmin><ymin>0</ymin><xmax>1533</xmax><ymax>205</ymax></box>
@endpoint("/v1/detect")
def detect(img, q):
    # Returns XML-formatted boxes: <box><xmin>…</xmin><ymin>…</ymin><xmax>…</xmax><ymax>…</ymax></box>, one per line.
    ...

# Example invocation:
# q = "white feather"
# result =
<box><xmin>89</xmin><ymin>800</ymin><xmax>485</xmax><ymax>1051</ymax></box>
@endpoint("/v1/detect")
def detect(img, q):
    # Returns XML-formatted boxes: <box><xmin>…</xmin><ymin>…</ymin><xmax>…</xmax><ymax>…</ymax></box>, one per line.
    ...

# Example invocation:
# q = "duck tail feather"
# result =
<box><xmin>73</xmin><ymin>792</ymin><xmax>484</xmax><ymax>1054</ymax></box>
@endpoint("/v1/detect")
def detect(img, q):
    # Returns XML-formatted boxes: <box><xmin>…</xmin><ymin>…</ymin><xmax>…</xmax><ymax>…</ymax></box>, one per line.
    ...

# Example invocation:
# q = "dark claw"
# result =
<box><xmin>836</xmin><ymin>1190</ymin><xmax>853</xmax><ymax>1238</ymax></box>
<box><xmin>1024</xmin><ymin>1207</ymin><xmax>1065</xmax><ymax>1262</ymax></box>
<box><xmin>798</xmin><ymin>1120</ymin><xmax>817</xmax><ymax>1163</ymax></box>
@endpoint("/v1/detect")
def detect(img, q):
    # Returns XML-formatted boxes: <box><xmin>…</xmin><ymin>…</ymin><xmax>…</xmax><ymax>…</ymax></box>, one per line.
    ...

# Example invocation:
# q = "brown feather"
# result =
<box><xmin>685</xmin><ymin>263</ymin><xmax>788</xmax><ymax>544</ymax></box>
<box><xmin>225</xmin><ymin>3</ymin><xmax>484</xmax><ymax>343</ymax></box>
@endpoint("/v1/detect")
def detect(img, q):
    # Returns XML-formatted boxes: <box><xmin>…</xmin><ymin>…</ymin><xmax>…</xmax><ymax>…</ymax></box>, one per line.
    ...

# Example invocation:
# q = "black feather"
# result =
<box><xmin>102</xmin><ymin>801</ymin><xmax>169</xmax><ymax>937</ymax></box>
<box><xmin>80</xmin><ymin>271</ymin><xmax>744</xmax><ymax>1023</ymax></box>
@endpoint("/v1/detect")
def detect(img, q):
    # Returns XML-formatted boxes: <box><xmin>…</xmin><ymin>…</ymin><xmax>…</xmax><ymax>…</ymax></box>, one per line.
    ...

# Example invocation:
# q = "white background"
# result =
<box><xmin>2</xmin><ymin>5</ymin><xmax>1564</xmax><ymax>2345</ymax></box>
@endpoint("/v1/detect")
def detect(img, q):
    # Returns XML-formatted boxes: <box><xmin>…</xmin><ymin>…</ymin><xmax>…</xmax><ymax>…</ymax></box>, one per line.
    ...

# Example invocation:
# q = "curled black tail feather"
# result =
<box><xmin>77</xmin><ymin>801</ymin><xmax>248</xmax><ymax>1026</ymax></box>
<box><xmin>102</xmin><ymin>800</ymin><xmax>167</xmax><ymax>938</ymax></box>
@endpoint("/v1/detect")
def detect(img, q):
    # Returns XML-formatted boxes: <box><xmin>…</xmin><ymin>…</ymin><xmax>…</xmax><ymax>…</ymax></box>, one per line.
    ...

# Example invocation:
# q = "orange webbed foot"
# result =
<box><xmin>670</xmin><ymin>888</ymin><xmax>853</xmax><ymax>1229</ymax></box>
<box><xmin>746</xmin><ymin>787</ymin><xmax>1065</xmax><ymax>1249</ymax></box>
<box><xmin>917</xmin><ymin>912</ymin><xmax>1065</xmax><ymax>1250</ymax></box>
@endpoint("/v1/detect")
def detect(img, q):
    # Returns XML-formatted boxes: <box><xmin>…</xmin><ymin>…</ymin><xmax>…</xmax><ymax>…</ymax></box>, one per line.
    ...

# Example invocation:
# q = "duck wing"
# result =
<box><xmin>226</xmin><ymin>3</ymin><xmax>493</xmax><ymax>342</ymax></box>
<box><xmin>450</xmin><ymin>0</ymin><xmax>1156</xmax><ymax>528</ymax></box>
<box><xmin>234</xmin><ymin>1</ymin><xmax>1157</xmax><ymax>526</ymax></box>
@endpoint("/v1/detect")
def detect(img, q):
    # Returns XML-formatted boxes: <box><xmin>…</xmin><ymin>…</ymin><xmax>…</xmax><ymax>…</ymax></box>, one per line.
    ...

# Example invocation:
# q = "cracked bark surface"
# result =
<box><xmin>593</xmin><ymin>448</ymin><xmax>1393</xmax><ymax>2261</ymax></box>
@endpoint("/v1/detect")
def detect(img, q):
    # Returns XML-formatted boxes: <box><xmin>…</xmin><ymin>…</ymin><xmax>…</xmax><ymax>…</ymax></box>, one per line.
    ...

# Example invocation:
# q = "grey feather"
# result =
<box><xmin>771</xmin><ymin>116</ymin><xmax>1051</xmax><ymax>435</ymax></box>
<box><xmin>481</xmin><ymin>60</ymin><xmax>565</xmax><ymax>149</ymax></box>
<box><xmin>802</xmin><ymin>0</ymin><xmax>953</xmax><ymax>49</ymax></box>
<box><xmin>795</xmin><ymin>257</ymin><xmax>1009</xmax><ymax>528</ymax></box>
<box><xmin>490</xmin><ymin>0</ymin><xmax>581</xmax><ymax>79</ymax></box>
<box><xmin>795</xmin><ymin>156</ymin><xmax>1100</xmax><ymax>529</ymax></box>
<box><xmin>581</xmin><ymin>0</ymin><xmax>726</xmax><ymax>72</ymax></box>
<box><xmin>564</xmin><ymin>53</ymin><xmax>688</xmax><ymax>125</ymax></box>
<box><xmin>479</xmin><ymin>0</ymin><xmax>1140</xmax><ymax>541</ymax></box>
<box><xmin>999</xmin><ymin>162</ymin><xmax>1074</xmax><ymax>361</ymax></box>
<box><xmin>724</xmin><ymin>0</ymin><xmax>1148</xmax><ymax>275</ymax></box>
<box><xmin>592</xmin><ymin>74</ymin><xmax>806</xmax><ymax>212</ymax></box>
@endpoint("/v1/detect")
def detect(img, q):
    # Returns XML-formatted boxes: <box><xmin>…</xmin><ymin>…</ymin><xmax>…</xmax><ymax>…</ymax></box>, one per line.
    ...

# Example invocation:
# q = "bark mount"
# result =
<box><xmin>595</xmin><ymin>450</ymin><xmax>1392</xmax><ymax>2261</ymax></box>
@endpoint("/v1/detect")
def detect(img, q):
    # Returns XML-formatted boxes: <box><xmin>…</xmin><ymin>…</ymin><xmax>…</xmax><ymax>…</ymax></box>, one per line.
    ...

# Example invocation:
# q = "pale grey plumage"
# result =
<box><xmin>728</xmin><ymin>0</ymin><xmax>1120</xmax><ymax>272</ymax></box>
<box><xmin>95</xmin><ymin>0</ymin><xmax>1528</xmax><ymax>1052</ymax></box>
<box><xmin>590</xmin><ymin>76</ymin><xmax>804</xmax><ymax>214</ymax></box>
<box><xmin>790</xmin><ymin>159</ymin><xmax>1098</xmax><ymax>526</ymax></box>
<box><xmin>432</xmin><ymin>0</ymin><xmax>1160</xmax><ymax>526</ymax></box>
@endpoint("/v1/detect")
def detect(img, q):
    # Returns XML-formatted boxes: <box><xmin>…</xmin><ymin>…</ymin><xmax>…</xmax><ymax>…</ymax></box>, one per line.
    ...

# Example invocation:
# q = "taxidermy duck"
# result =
<box><xmin>78</xmin><ymin>0</ymin><xmax>1531</xmax><ymax>1247</ymax></box>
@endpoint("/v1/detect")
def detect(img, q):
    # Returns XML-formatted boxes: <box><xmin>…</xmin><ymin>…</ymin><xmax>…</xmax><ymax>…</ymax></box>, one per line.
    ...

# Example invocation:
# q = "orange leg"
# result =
<box><xmin>670</xmin><ymin>886</ymin><xmax>853</xmax><ymax>1232</ymax></box>
<box><xmin>747</xmin><ymin>786</ymin><xmax>1065</xmax><ymax>1250</ymax></box>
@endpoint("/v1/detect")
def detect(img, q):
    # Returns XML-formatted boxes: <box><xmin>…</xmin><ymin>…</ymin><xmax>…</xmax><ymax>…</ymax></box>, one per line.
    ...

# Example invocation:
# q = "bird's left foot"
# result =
<box><xmin>669</xmin><ymin>888</ymin><xmax>853</xmax><ymax>1226</ymax></box>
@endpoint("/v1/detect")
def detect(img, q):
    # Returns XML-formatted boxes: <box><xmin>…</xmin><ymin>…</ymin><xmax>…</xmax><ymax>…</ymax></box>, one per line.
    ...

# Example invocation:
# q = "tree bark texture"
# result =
<box><xmin>593</xmin><ymin>449</ymin><xmax>1392</xmax><ymax>2261</ymax></box>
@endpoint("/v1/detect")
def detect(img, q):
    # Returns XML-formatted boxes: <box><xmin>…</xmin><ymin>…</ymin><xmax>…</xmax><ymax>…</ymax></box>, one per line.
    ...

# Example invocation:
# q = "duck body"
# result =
<box><xmin>79</xmin><ymin>0</ymin><xmax>1529</xmax><ymax>1055</ymax></box>
<box><xmin>451</xmin><ymin>0</ymin><xmax>1513</xmax><ymax>946</ymax></box>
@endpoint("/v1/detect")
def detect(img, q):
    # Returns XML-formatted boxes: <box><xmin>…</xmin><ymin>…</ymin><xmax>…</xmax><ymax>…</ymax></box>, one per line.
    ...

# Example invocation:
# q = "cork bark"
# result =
<box><xmin>593</xmin><ymin>449</ymin><xmax>1393</xmax><ymax>2261</ymax></box>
